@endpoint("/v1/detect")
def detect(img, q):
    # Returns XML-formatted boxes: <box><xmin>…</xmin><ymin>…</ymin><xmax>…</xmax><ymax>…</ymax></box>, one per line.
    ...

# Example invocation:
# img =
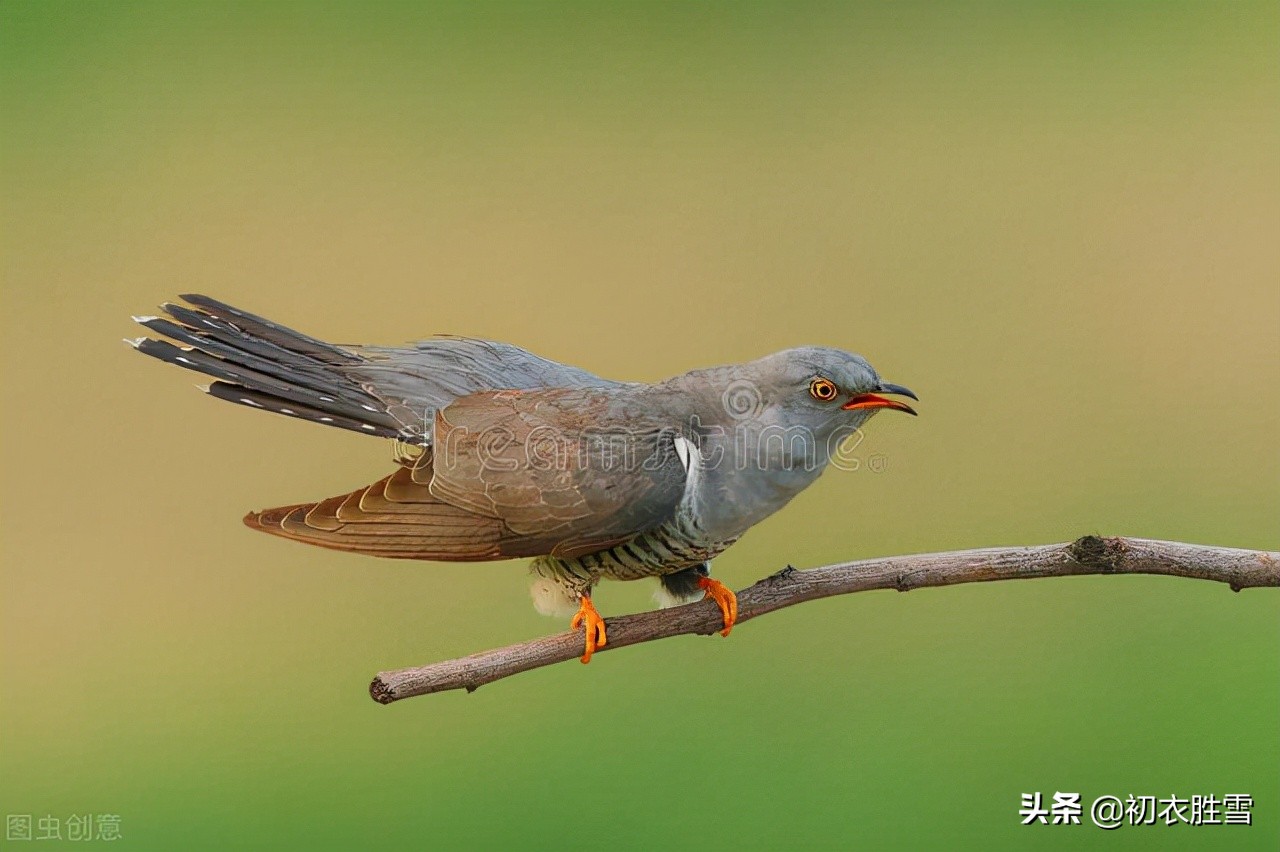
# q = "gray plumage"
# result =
<box><xmin>128</xmin><ymin>295</ymin><xmax>917</xmax><ymax>629</ymax></box>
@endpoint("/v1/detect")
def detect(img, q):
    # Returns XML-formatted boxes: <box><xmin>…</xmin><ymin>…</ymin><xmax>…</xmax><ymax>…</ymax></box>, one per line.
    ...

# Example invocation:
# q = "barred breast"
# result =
<box><xmin>532</xmin><ymin>513</ymin><xmax>737</xmax><ymax>592</ymax></box>
<box><xmin>531</xmin><ymin>432</ymin><xmax>734</xmax><ymax>593</ymax></box>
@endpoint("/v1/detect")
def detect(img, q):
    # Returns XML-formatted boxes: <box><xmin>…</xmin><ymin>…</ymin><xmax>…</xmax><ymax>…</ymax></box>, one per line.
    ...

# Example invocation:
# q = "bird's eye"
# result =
<box><xmin>809</xmin><ymin>378</ymin><xmax>839</xmax><ymax>401</ymax></box>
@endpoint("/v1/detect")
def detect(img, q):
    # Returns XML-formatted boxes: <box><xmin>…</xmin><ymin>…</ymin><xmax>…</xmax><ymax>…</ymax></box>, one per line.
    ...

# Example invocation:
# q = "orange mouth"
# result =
<box><xmin>842</xmin><ymin>382</ymin><xmax>917</xmax><ymax>415</ymax></box>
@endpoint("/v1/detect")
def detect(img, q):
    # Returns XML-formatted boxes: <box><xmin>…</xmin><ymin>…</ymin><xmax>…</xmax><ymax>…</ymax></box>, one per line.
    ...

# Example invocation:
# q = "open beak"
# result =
<box><xmin>842</xmin><ymin>381</ymin><xmax>918</xmax><ymax>416</ymax></box>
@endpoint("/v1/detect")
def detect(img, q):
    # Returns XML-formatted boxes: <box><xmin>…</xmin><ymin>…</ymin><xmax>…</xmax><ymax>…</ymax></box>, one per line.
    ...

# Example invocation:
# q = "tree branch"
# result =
<box><xmin>369</xmin><ymin>536</ymin><xmax>1278</xmax><ymax>704</ymax></box>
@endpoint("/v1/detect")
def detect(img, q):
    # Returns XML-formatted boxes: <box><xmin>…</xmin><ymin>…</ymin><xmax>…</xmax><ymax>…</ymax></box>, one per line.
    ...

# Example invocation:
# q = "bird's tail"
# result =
<box><xmin>126</xmin><ymin>294</ymin><xmax>402</xmax><ymax>438</ymax></box>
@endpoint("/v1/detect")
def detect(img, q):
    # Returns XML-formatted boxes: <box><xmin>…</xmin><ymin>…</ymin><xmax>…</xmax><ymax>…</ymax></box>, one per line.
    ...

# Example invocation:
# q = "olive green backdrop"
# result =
<box><xmin>2</xmin><ymin>2</ymin><xmax>1277</xmax><ymax>850</ymax></box>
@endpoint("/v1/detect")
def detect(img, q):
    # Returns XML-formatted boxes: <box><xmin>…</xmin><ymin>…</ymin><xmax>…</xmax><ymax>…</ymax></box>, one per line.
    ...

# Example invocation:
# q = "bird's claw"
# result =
<box><xmin>698</xmin><ymin>577</ymin><xmax>738</xmax><ymax>637</ymax></box>
<box><xmin>570</xmin><ymin>595</ymin><xmax>607</xmax><ymax>663</ymax></box>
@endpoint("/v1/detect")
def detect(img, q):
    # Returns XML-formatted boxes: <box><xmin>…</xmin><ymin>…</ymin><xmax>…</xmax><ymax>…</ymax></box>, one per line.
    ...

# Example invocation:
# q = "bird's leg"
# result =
<box><xmin>698</xmin><ymin>576</ymin><xmax>738</xmax><ymax>637</ymax></box>
<box><xmin>570</xmin><ymin>594</ymin><xmax>607</xmax><ymax>664</ymax></box>
<box><xmin>655</xmin><ymin>564</ymin><xmax>709</xmax><ymax>608</ymax></box>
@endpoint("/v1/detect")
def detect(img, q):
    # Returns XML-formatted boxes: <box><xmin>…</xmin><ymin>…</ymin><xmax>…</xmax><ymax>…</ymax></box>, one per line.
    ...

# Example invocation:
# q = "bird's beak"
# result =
<box><xmin>842</xmin><ymin>382</ymin><xmax>918</xmax><ymax>416</ymax></box>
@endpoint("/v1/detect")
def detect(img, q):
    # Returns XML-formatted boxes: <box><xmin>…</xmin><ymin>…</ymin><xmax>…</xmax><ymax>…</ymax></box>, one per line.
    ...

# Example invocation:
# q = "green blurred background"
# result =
<box><xmin>2</xmin><ymin>2</ymin><xmax>1277</xmax><ymax>849</ymax></box>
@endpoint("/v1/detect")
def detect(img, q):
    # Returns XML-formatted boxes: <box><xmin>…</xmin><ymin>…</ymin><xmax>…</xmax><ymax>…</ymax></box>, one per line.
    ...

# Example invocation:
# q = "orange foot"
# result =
<box><xmin>570</xmin><ymin>595</ymin><xmax>607</xmax><ymax>664</ymax></box>
<box><xmin>698</xmin><ymin>577</ymin><xmax>738</xmax><ymax>637</ymax></box>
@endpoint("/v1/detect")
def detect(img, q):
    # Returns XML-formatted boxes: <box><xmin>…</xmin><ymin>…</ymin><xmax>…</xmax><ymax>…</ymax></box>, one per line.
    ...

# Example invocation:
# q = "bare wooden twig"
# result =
<box><xmin>369</xmin><ymin>536</ymin><xmax>1279</xmax><ymax>704</ymax></box>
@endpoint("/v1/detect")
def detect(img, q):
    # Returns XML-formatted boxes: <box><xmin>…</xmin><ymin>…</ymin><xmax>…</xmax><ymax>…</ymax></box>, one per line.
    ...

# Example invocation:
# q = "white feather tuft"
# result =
<box><xmin>674</xmin><ymin>435</ymin><xmax>693</xmax><ymax>472</ymax></box>
<box><xmin>529</xmin><ymin>577</ymin><xmax>580</xmax><ymax>617</ymax></box>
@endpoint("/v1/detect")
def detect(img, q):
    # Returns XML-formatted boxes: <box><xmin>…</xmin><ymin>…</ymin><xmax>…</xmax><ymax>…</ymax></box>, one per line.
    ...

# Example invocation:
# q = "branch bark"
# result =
<box><xmin>369</xmin><ymin>536</ymin><xmax>1279</xmax><ymax>704</ymax></box>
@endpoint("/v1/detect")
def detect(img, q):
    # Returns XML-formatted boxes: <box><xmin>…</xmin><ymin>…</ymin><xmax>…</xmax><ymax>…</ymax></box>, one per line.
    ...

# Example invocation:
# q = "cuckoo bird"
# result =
<box><xmin>128</xmin><ymin>295</ymin><xmax>917</xmax><ymax>661</ymax></box>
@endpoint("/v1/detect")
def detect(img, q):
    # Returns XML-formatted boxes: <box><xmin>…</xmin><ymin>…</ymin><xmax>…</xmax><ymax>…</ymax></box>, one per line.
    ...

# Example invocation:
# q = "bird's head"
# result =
<box><xmin>734</xmin><ymin>346</ymin><xmax>917</xmax><ymax>436</ymax></box>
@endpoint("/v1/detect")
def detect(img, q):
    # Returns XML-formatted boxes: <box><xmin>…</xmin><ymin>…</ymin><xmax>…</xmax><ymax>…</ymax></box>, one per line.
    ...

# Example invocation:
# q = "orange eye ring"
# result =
<box><xmin>809</xmin><ymin>378</ymin><xmax>839</xmax><ymax>401</ymax></box>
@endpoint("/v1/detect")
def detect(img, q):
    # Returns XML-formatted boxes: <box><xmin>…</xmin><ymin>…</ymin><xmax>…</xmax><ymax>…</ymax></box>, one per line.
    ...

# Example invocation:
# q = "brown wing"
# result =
<box><xmin>427</xmin><ymin>388</ymin><xmax>689</xmax><ymax>558</ymax></box>
<box><xmin>244</xmin><ymin>389</ymin><xmax>689</xmax><ymax>561</ymax></box>
<box><xmin>243</xmin><ymin>449</ymin><xmax>553</xmax><ymax>561</ymax></box>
